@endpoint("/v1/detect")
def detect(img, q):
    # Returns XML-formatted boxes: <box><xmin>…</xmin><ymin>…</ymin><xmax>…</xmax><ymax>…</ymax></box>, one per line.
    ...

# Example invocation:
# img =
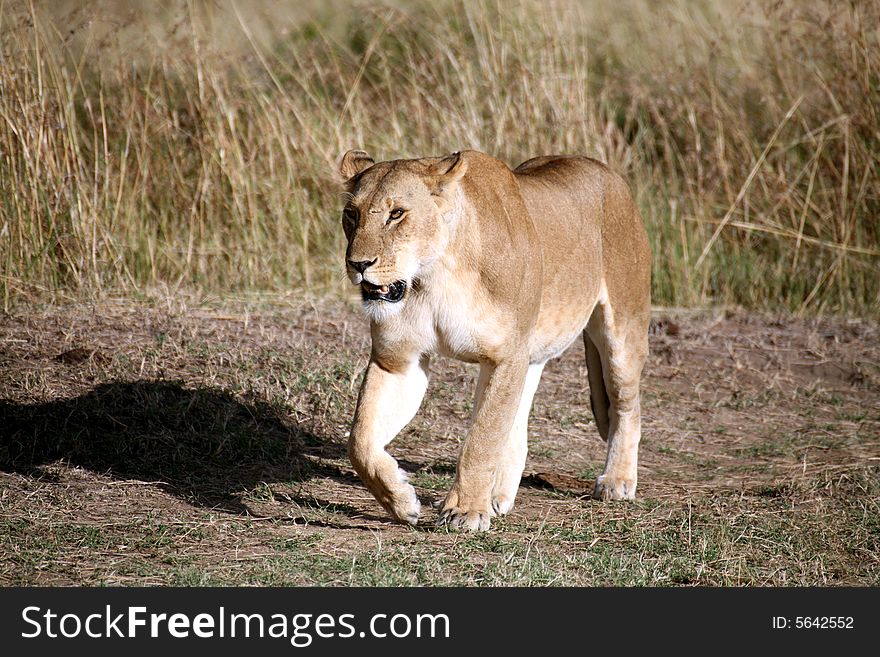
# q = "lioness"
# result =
<box><xmin>339</xmin><ymin>149</ymin><xmax>650</xmax><ymax>531</ymax></box>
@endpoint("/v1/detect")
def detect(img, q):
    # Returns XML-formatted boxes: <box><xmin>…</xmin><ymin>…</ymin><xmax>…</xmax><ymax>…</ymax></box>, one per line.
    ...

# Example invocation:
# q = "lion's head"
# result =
<box><xmin>338</xmin><ymin>149</ymin><xmax>468</xmax><ymax>317</ymax></box>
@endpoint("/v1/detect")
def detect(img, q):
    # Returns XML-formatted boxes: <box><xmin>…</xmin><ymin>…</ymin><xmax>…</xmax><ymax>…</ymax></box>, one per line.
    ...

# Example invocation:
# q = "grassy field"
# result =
<box><xmin>1</xmin><ymin>1</ymin><xmax>878</xmax><ymax>587</ymax></box>
<box><xmin>1</xmin><ymin>0</ymin><xmax>878</xmax><ymax>313</ymax></box>
<box><xmin>1</xmin><ymin>298</ymin><xmax>878</xmax><ymax>585</ymax></box>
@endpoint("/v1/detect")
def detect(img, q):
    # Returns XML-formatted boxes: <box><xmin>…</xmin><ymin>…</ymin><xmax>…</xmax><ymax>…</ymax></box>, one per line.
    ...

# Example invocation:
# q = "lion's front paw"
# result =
<box><xmin>373</xmin><ymin>469</ymin><xmax>421</xmax><ymax>526</ymax></box>
<box><xmin>592</xmin><ymin>474</ymin><xmax>637</xmax><ymax>501</ymax></box>
<box><xmin>489</xmin><ymin>469</ymin><xmax>521</xmax><ymax>517</ymax></box>
<box><xmin>436</xmin><ymin>506</ymin><xmax>491</xmax><ymax>531</ymax></box>
<box><xmin>387</xmin><ymin>489</ymin><xmax>421</xmax><ymax>526</ymax></box>
<box><xmin>490</xmin><ymin>494</ymin><xmax>514</xmax><ymax>517</ymax></box>
<box><xmin>388</xmin><ymin>484</ymin><xmax>422</xmax><ymax>526</ymax></box>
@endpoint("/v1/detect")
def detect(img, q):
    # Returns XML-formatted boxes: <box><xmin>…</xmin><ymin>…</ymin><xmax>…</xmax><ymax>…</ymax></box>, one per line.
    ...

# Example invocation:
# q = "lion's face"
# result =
<box><xmin>338</xmin><ymin>151</ymin><xmax>467</xmax><ymax>315</ymax></box>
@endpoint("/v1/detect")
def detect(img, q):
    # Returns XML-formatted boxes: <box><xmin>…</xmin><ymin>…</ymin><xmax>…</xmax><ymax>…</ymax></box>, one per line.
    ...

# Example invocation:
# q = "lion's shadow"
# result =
<box><xmin>0</xmin><ymin>380</ymin><xmax>355</xmax><ymax>516</ymax></box>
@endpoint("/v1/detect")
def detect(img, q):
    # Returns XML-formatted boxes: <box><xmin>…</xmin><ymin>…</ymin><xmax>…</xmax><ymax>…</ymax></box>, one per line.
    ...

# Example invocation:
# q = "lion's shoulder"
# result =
<box><xmin>514</xmin><ymin>154</ymin><xmax>608</xmax><ymax>178</ymax></box>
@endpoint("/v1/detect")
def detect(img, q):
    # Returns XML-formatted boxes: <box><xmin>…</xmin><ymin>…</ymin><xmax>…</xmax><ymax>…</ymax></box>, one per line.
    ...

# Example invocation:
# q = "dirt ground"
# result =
<box><xmin>1</xmin><ymin>296</ymin><xmax>878</xmax><ymax>585</ymax></box>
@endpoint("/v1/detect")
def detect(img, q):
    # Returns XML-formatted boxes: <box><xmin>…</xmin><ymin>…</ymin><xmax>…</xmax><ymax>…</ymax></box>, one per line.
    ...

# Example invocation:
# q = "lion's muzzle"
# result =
<box><xmin>361</xmin><ymin>280</ymin><xmax>407</xmax><ymax>303</ymax></box>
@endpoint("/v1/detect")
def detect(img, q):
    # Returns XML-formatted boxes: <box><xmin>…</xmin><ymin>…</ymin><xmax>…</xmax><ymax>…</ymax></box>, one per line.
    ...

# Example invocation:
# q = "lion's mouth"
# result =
<box><xmin>361</xmin><ymin>280</ymin><xmax>407</xmax><ymax>303</ymax></box>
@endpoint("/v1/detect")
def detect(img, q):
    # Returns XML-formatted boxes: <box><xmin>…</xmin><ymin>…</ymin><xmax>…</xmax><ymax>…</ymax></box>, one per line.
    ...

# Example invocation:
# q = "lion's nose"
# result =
<box><xmin>348</xmin><ymin>258</ymin><xmax>377</xmax><ymax>274</ymax></box>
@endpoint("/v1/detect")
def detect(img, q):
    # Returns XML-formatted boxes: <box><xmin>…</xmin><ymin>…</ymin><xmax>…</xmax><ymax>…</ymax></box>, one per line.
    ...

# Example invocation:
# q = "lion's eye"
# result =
<box><xmin>387</xmin><ymin>207</ymin><xmax>405</xmax><ymax>223</ymax></box>
<box><xmin>342</xmin><ymin>208</ymin><xmax>358</xmax><ymax>226</ymax></box>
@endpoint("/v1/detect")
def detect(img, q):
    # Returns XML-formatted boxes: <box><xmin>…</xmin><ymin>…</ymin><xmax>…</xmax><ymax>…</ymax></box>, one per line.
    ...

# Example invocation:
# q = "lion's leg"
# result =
<box><xmin>470</xmin><ymin>361</ymin><xmax>492</xmax><ymax>421</ymax></box>
<box><xmin>586</xmin><ymin>300</ymin><xmax>649</xmax><ymax>501</ymax></box>
<box><xmin>583</xmin><ymin>332</ymin><xmax>610</xmax><ymax>441</ymax></box>
<box><xmin>348</xmin><ymin>355</ymin><xmax>429</xmax><ymax>525</ymax></box>
<box><xmin>490</xmin><ymin>362</ymin><xmax>544</xmax><ymax>516</ymax></box>
<box><xmin>437</xmin><ymin>355</ymin><xmax>529</xmax><ymax>531</ymax></box>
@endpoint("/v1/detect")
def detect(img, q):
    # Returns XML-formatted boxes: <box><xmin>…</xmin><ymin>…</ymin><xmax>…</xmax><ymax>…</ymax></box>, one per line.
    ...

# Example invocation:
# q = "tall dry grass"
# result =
<box><xmin>0</xmin><ymin>0</ymin><xmax>877</xmax><ymax>314</ymax></box>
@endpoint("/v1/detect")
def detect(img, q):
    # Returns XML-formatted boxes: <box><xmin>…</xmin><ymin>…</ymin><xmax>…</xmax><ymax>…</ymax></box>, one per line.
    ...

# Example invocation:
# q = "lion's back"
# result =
<box><xmin>513</xmin><ymin>153</ymin><xmax>648</xmax><ymax>283</ymax></box>
<box><xmin>512</xmin><ymin>155</ymin><xmax>649</xmax><ymax>358</ymax></box>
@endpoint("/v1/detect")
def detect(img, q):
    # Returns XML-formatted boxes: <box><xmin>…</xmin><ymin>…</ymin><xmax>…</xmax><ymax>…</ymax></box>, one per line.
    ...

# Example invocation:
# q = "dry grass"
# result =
<box><xmin>4</xmin><ymin>3</ymin><xmax>877</xmax><ymax>586</ymax></box>
<box><xmin>0</xmin><ymin>0</ymin><xmax>877</xmax><ymax>313</ymax></box>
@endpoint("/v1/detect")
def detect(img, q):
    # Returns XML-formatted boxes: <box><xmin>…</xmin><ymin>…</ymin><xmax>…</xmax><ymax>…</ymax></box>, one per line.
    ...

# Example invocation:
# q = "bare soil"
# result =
<box><xmin>1</xmin><ymin>297</ymin><xmax>878</xmax><ymax>585</ymax></box>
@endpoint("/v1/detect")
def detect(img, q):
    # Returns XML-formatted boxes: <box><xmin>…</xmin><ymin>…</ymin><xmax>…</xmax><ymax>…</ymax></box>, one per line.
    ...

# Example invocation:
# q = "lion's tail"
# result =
<box><xmin>583</xmin><ymin>331</ymin><xmax>610</xmax><ymax>441</ymax></box>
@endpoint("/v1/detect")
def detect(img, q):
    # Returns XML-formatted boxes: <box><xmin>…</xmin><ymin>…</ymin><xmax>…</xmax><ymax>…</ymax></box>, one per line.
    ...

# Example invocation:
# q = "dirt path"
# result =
<box><xmin>1</xmin><ymin>298</ymin><xmax>877</xmax><ymax>585</ymax></box>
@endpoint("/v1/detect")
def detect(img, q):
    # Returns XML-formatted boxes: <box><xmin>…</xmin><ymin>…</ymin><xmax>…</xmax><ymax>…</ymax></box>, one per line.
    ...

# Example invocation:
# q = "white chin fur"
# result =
<box><xmin>362</xmin><ymin>297</ymin><xmax>406</xmax><ymax>322</ymax></box>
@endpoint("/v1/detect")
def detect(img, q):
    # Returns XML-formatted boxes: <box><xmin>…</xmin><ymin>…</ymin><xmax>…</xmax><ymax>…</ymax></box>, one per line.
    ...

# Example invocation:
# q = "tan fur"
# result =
<box><xmin>338</xmin><ymin>149</ymin><xmax>651</xmax><ymax>531</ymax></box>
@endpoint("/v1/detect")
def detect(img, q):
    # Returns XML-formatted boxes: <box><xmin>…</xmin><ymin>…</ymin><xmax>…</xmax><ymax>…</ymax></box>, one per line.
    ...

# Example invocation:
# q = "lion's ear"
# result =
<box><xmin>339</xmin><ymin>149</ymin><xmax>375</xmax><ymax>180</ymax></box>
<box><xmin>431</xmin><ymin>151</ymin><xmax>468</xmax><ymax>188</ymax></box>
<box><xmin>429</xmin><ymin>152</ymin><xmax>468</xmax><ymax>211</ymax></box>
